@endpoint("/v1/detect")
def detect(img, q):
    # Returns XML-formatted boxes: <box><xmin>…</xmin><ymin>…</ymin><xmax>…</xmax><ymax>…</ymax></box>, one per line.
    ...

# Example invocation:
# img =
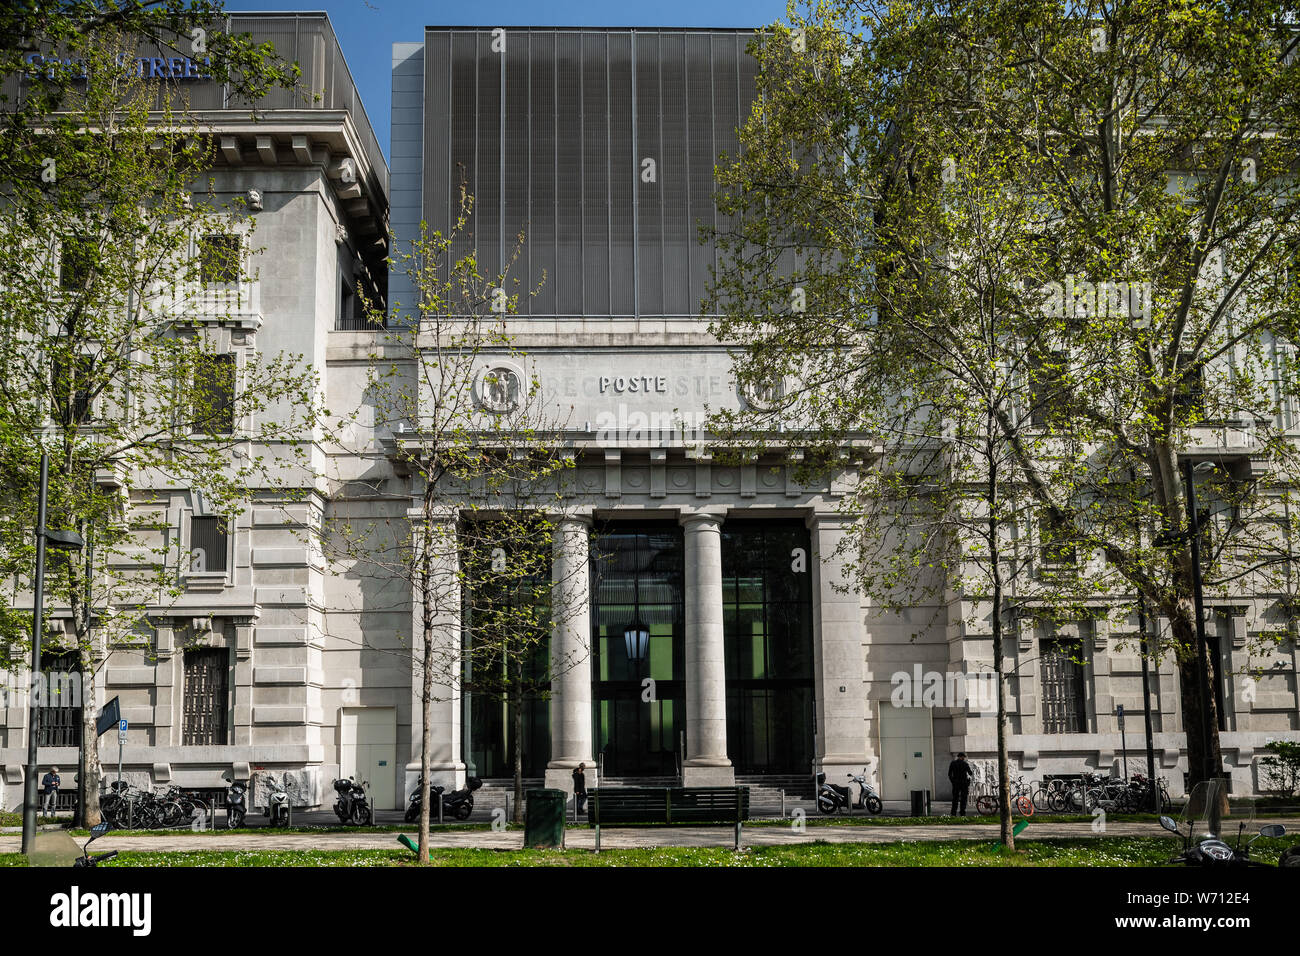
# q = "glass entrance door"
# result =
<box><xmin>722</xmin><ymin>521</ymin><xmax>815</xmax><ymax>774</ymax></box>
<box><xmin>591</xmin><ymin>525</ymin><xmax>684</xmax><ymax>777</ymax></box>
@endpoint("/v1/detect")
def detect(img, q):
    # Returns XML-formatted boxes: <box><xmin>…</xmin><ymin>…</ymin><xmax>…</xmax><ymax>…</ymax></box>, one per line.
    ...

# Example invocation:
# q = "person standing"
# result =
<box><xmin>572</xmin><ymin>763</ymin><xmax>587</xmax><ymax>816</ymax></box>
<box><xmin>948</xmin><ymin>753</ymin><xmax>973</xmax><ymax>816</ymax></box>
<box><xmin>40</xmin><ymin>766</ymin><xmax>61</xmax><ymax>816</ymax></box>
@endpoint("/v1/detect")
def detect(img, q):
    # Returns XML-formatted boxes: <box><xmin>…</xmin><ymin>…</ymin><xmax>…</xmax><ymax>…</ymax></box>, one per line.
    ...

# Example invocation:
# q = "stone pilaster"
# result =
<box><xmin>809</xmin><ymin>512</ymin><xmax>871</xmax><ymax>778</ymax></box>
<box><xmin>152</xmin><ymin>617</ymin><xmax>176</xmax><ymax>746</ymax></box>
<box><xmin>679</xmin><ymin>510</ymin><xmax>733</xmax><ymax>785</ymax></box>
<box><xmin>232</xmin><ymin>614</ymin><xmax>257</xmax><ymax>746</ymax></box>
<box><xmin>545</xmin><ymin>514</ymin><xmax>598</xmax><ymax>793</ymax></box>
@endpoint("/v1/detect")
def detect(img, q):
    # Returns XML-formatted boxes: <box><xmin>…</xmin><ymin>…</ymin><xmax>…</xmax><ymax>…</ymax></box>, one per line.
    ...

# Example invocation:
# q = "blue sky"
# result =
<box><xmin>229</xmin><ymin>1</ymin><xmax>796</xmax><ymax>161</ymax></box>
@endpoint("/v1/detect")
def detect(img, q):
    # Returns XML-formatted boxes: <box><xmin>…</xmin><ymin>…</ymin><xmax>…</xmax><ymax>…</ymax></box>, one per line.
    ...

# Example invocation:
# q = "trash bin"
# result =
<box><xmin>524</xmin><ymin>789</ymin><xmax>567</xmax><ymax>849</ymax></box>
<box><xmin>910</xmin><ymin>789</ymin><xmax>927</xmax><ymax>817</ymax></box>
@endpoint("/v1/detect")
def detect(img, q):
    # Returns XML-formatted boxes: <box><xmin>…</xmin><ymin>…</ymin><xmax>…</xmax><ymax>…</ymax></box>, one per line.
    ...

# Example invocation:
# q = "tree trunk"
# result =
<box><xmin>1169</xmin><ymin>606</ymin><xmax>1223</xmax><ymax>789</ymax></box>
<box><xmin>75</xmin><ymin>544</ymin><xmax>101</xmax><ymax>828</ymax></box>
<box><xmin>992</xmin><ymin>594</ymin><xmax>1013</xmax><ymax>850</ymax></box>
<box><xmin>987</xmin><ymin>427</ymin><xmax>1013</xmax><ymax>850</ymax></box>
<box><xmin>511</xmin><ymin>657</ymin><xmax>524</xmax><ymax>825</ymax></box>
<box><xmin>417</xmin><ymin>497</ymin><xmax>435</xmax><ymax>865</ymax></box>
<box><xmin>79</xmin><ymin>670</ymin><xmax>101</xmax><ymax>828</ymax></box>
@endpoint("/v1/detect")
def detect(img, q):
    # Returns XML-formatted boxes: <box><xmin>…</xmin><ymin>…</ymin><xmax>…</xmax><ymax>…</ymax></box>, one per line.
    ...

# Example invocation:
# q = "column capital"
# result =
<box><xmin>678</xmin><ymin>508</ymin><xmax>727</xmax><ymax>529</ymax></box>
<box><xmin>550</xmin><ymin>510</ymin><xmax>594</xmax><ymax>529</ymax></box>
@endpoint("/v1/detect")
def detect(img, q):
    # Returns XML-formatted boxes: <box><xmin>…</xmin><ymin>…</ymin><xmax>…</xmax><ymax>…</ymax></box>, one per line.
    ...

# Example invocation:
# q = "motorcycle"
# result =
<box><xmin>225</xmin><ymin>779</ymin><xmax>248</xmax><ymax>829</ymax></box>
<box><xmin>74</xmin><ymin>821</ymin><xmax>118</xmax><ymax>868</ymax></box>
<box><xmin>263</xmin><ymin>777</ymin><xmax>291</xmax><ymax>828</ymax></box>
<box><xmin>1159</xmin><ymin>779</ymin><xmax>1296</xmax><ymax>867</ymax></box>
<box><xmin>817</xmin><ymin>769</ymin><xmax>883</xmax><ymax>815</ymax></box>
<box><xmin>333</xmin><ymin>776</ymin><xmax>372</xmax><ymax>825</ymax></box>
<box><xmin>404</xmin><ymin>775</ymin><xmax>481</xmax><ymax>822</ymax></box>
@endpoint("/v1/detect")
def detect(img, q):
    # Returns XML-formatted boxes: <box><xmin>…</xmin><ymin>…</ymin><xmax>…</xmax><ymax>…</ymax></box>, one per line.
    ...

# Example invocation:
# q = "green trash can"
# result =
<box><xmin>524</xmin><ymin>789</ymin><xmax>567</xmax><ymax>848</ymax></box>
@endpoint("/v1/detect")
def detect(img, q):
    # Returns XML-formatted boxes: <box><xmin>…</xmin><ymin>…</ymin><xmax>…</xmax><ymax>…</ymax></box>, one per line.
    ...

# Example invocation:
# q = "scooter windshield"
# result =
<box><xmin>1180</xmin><ymin>779</ymin><xmax>1252</xmax><ymax>843</ymax></box>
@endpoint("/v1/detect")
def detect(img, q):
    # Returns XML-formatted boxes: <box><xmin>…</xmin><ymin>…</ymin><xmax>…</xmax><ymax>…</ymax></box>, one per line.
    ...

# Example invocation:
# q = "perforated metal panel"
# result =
<box><xmin>422</xmin><ymin>28</ymin><xmax>756</xmax><ymax>319</ymax></box>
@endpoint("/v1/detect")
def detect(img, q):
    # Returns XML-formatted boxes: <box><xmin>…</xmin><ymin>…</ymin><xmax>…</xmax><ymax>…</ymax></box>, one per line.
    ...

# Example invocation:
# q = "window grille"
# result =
<box><xmin>190</xmin><ymin>515</ymin><xmax>228</xmax><ymax>573</ymax></box>
<box><xmin>1040</xmin><ymin>639</ymin><xmax>1086</xmax><ymax>733</ymax></box>
<box><xmin>182</xmin><ymin>647</ymin><xmax>229</xmax><ymax>745</ymax></box>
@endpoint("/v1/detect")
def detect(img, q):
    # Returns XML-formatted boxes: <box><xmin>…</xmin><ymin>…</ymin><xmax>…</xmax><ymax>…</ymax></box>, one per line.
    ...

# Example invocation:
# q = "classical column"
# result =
<box><xmin>405</xmin><ymin>506</ymin><xmax>464</xmax><ymax>794</ymax></box>
<box><xmin>545</xmin><ymin>514</ymin><xmax>597</xmax><ymax>794</ymax></box>
<box><xmin>809</xmin><ymin>512</ymin><xmax>871</xmax><ymax>780</ymax></box>
<box><xmin>680</xmin><ymin>510</ymin><xmax>733</xmax><ymax>785</ymax></box>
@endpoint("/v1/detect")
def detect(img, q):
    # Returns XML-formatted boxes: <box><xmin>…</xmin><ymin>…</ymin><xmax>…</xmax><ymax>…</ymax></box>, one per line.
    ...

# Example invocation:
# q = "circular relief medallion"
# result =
<box><xmin>741</xmin><ymin>376</ymin><xmax>790</xmax><ymax>412</ymax></box>
<box><xmin>477</xmin><ymin>363</ymin><xmax>524</xmax><ymax>413</ymax></box>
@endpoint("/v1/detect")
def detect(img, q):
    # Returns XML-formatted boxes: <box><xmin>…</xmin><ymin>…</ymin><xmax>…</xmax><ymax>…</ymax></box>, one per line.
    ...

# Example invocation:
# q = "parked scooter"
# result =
<box><xmin>1159</xmin><ymin>779</ymin><xmax>1295</xmax><ymax>867</ymax></box>
<box><xmin>225</xmin><ymin>779</ymin><xmax>248</xmax><ymax>829</ymax></box>
<box><xmin>404</xmin><ymin>775</ymin><xmax>481</xmax><ymax>822</ymax></box>
<box><xmin>263</xmin><ymin>776</ymin><xmax>291</xmax><ymax>828</ymax></box>
<box><xmin>332</xmin><ymin>776</ymin><xmax>372</xmax><ymax>825</ymax></box>
<box><xmin>74</xmin><ymin>821</ymin><xmax>118</xmax><ymax>868</ymax></box>
<box><xmin>816</xmin><ymin>769</ymin><xmax>883</xmax><ymax>815</ymax></box>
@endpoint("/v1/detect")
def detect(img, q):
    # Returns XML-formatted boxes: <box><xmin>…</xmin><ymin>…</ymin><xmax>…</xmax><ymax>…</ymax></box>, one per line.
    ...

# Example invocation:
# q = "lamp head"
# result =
<box><xmin>43</xmin><ymin>529</ymin><xmax>85</xmax><ymax>551</ymax></box>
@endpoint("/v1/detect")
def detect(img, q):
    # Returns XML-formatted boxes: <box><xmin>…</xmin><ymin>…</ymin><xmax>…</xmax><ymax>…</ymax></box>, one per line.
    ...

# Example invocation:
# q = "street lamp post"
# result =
<box><xmin>21</xmin><ymin>449</ymin><xmax>85</xmax><ymax>855</ymax></box>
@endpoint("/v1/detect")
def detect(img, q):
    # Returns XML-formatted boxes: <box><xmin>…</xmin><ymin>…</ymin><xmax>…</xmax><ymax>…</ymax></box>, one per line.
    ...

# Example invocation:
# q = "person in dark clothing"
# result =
<box><xmin>572</xmin><ymin>763</ymin><xmax>587</xmax><ymax>815</ymax></box>
<box><xmin>948</xmin><ymin>753</ymin><xmax>973</xmax><ymax>816</ymax></box>
<box><xmin>41</xmin><ymin>767</ymin><xmax>60</xmax><ymax>815</ymax></box>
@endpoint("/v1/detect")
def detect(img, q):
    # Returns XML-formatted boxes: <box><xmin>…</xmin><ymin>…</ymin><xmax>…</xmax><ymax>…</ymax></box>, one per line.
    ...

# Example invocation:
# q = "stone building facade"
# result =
<box><xmin>2</xmin><ymin>19</ymin><xmax>1297</xmax><ymax>814</ymax></box>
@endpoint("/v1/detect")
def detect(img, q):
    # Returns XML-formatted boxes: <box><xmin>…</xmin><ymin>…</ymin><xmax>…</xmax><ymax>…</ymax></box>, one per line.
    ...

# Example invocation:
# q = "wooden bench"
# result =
<box><xmin>587</xmin><ymin>786</ymin><xmax>750</xmax><ymax>851</ymax></box>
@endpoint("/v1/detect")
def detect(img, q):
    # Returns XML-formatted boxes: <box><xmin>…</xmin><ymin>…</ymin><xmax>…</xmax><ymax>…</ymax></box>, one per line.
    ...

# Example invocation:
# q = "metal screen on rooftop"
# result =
<box><xmin>423</xmin><ymin>28</ymin><xmax>756</xmax><ymax>319</ymax></box>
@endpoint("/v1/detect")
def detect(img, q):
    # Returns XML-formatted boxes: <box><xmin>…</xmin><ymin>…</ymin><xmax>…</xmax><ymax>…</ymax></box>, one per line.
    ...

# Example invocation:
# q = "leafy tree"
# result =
<box><xmin>0</xmin><ymin>30</ymin><xmax>324</xmax><ymax>827</ymax></box>
<box><xmin>711</xmin><ymin>0</ymin><xmax>1300</xmax><ymax>805</ymax></box>
<box><xmin>325</xmin><ymin>192</ymin><xmax>588</xmax><ymax>862</ymax></box>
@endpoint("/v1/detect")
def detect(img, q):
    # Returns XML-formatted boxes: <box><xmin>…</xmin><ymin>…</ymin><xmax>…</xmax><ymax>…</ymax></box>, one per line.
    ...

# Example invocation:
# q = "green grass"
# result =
<box><xmin>62</xmin><ymin>821</ymin><xmax>514</xmax><ymax>836</ymax></box>
<box><xmin>4</xmin><ymin>835</ymin><xmax>1293</xmax><ymax>867</ymax></box>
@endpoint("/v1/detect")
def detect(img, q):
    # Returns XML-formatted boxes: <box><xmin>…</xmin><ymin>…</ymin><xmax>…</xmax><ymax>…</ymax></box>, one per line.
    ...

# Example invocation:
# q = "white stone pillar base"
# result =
<box><xmin>682</xmin><ymin>761</ymin><xmax>735</xmax><ymax>786</ymax></box>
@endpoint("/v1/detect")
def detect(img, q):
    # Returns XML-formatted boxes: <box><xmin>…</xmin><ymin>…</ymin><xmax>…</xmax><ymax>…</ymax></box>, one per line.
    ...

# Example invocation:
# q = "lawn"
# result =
<box><xmin>3</xmin><ymin>835</ymin><xmax>1293</xmax><ymax>867</ymax></box>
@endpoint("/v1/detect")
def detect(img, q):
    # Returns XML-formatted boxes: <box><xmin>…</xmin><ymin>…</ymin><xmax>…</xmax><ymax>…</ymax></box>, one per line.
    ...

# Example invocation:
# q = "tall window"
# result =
<box><xmin>463</xmin><ymin>523</ymin><xmax>551</xmax><ymax>778</ymax></box>
<box><xmin>191</xmin><ymin>353</ymin><xmax>235</xmax><ymax>434</ymax></box>
<box><xmin>59</xmin><ymin>236</ymin><xmax>95</xmax><ymax>291</ymax></box>
<box><xmin>1040</xmin><ymin>638</ymin><xmax>1086</xmax><ymax>733</ymax></box>
<box><xmin>198</xmin><ymin>234</ymin><xmax>241</xmax><ymax>285</ymax></box>
<box><xmin>36</xmin><ymin>650</ymin><xmax>82</xmax><ymax>748</ymax></box>
<box><xmin>590</xmin><ymin>526</ymin><xmax>684</xmax><ymax>777</ymax></box>
<box><xmin>51</xmin><ymin>353</ymin><xmax>94</xmax><ymax>425</ymax></box>
<box><xmin>1028</xmin><ymin>351</ymin><xmax>1069</xmax><ymax>426</ymax></box>
<box><xmin>1174</xmin><ymin>353</ymin><xmax>1206</xmax><ymax>418</ymax></box>
<box><xmin>1038</xmin><ymin>509</ymin><xmax>1078</xmax><ymax>570</ymax></box>
<box><xmin>189</xmin><ymin>516</ymin><xmax>228</xmax><ymax>573</ymax></box>
<box><xmin>182</xmin><ymin>647</ymin><xmax>229</xmax><ymax>745</ymax></box>
<box><xmin>722</xmin><ymin>521</ymin><xmax>815</xmax><ymax>774</ymax></box>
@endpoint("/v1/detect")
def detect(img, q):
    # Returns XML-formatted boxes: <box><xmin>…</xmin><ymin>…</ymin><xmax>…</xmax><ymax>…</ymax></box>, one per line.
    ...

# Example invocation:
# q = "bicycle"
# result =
<box><xmin>1032</xmin><ymin>778</ymin><xmax>1068</xmax><ymax>812</ymax></box>
<box><xmin>975</xmin><ymin>776</ymin><xmax>1034</xmax><ymax>816</ymax></box>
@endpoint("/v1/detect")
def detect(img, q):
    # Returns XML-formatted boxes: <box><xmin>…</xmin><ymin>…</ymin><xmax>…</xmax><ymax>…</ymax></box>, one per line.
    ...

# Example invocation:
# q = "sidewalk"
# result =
<box><xmin>12</xmin><ymin>817</ymin><xmax>1289</xmax><ymax>853</ymax></box>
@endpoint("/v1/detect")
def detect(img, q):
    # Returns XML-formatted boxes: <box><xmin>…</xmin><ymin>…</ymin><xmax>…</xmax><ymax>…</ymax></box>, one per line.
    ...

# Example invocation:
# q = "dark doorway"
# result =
<box><xmin>722</xmin><ymin>521</ymin><xmax>815</xmax><ymax>774</ymax></box>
